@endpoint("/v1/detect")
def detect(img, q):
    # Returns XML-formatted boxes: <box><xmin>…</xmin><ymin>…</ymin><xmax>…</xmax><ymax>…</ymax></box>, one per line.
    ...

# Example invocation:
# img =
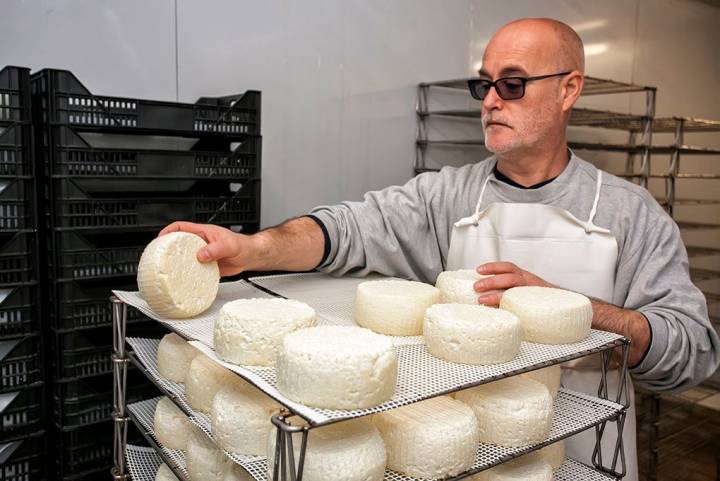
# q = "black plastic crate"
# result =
<box><xmin>0</xmin><ymin>285</ymin><xmax>39</xmax><ymax>340</ymax></box>
<box><xmin>0</xmin><ymin>232</ymin><xmax>37</xmax><ymax>287</ymax></box>
<box><xmin>53</xmin><ymin>369</ymin><xmax>153</xmax><ymax>429</ymax></box>
<box><xmin>0</xmin><ymin>386</ymin><xmax>43</xmax><ymax>441</ymax></box>
<box><xmin>55</xmin><ymin>421</ymin><xmax>113</xmax><ymax>478</ymax></box>
<box><xmin>0</xmin><ymin>67</ymin><xmax>31</xmax><ymax>125</ymax></box>
<box><xmin>0</xmin><ymin>336</ymin><xmax>42</xmax><ymax>392</ymax></box>
<box><xmin>0</xmin><ymin>432</ymin><xmax>45</xmax><ymax>481</ymax></box>
<box><xmin>0</xmin><ymin>124</ymin><xmax>33</xmax><ymax>179</ymax></box>
<box><xmin>33</xmin><ymin>68</ymin><xmax>260</xmax><ymax>136</ymax></box>
<box><xmin>0</xmin><ymin>180</ymin><xmax>34</xmax><ymax>232</ymax></box>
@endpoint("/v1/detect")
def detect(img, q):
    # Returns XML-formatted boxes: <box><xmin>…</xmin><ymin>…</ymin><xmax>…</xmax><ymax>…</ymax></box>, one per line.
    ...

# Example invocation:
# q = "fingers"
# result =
<box><xmin>474</xmin><ymin>273</ymin><xmax>523</xmax><ymax>292</ymax></box>
<box><xmin>158</xmin><ymin>221</ymin><xmax>210</xmax><ymax>242</ymax></box>
<box><xmin>197</xmin><ymin>235</ymin><xmax>241</xmax><ymax>263</ymax></box>
<box><xmin>477</xmin><ymin>262</ymin><xmax>520</xmax><ymax>275</ymax></box>
<box><xmin>477</xmin><ymin>291</ymin><xmax>503</xmax><ymax>307</ymax></box>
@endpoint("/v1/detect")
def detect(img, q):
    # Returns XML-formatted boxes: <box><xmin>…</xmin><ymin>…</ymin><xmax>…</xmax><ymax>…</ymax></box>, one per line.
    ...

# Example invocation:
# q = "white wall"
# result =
<box><xmin>0</xmin><ymin>0</ymin><xmax>718</xmax><ymax>229</ymax></box>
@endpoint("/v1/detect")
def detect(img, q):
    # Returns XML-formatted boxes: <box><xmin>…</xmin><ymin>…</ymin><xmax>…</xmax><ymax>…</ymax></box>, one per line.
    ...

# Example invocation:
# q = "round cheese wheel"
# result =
<box><xmin>186</xmin><ymin>354</ymin><xmax>235</xmax><ymax>413</ymax></box>
<box><xmin>211</xmin><ymin>378</ymin><xmax>280</xmax><ymax>456</ymax></box>
<box><xmin>155</xmin><ymin>463</ymin><xmax>179</xmax><ymax>481</ymax></box>
<box><xmin>137</xmin><ymin>232</ymin><xmax>220</xmax><ymax>318</ymax></box>
<box><xmin>528</xmin><ymin>440</ymin><xmax>565</xmax><ymax>470</ymax></box>
<box><xmin>354</xmin><ymin>280</ymin><xmax>441</xmax><ymax>336</ymax></box>
<box><xmin>423</xmin><ymin>303</ymin><xmax>521</xmax><ymax>364</ymax></box>
<box><xmin>153</xmin><ymin>397</ymin><xmax>192</xmax><ymax>451</ymax></box>
<box><xmin>267</xmin><ymin>417</ymin><xmax>386</xmax><ymax>481</ymax></box>
<box><xmin>214</xmin><ymin>298</ymin><xmax>317</xmax><ymax>366</ymax></box>
<box><xmin>276</xmin><ymin>326</ymin><xmax>397</xmax><ymax>409</ymax></box>
<box><xmin>157</xmin><ymin>332</ymin><xmax>199</xmax><ymax>383</ymax></box>
<box><xmin>374</xmin><ymin>396</ymin><xmax>480</xmax><ymax>478</ymax></box>
<box><xmin>520</xmin><ymin>365</ymin><xmax>562</xmax><ymax>398</ymax></box>
<box><xmin>500</xmin><ymin>286</ymin><xmax>592</xmax><ymax>344</ymax></box>
<box><xmin>456</xmin><ymin>377</ymin><xmax>553</xmax><ymax>447</ymax></box>
<box><xmin>470</xmin><ymin>457</ymin><xmax>553</xmax><ymax>481</ymax></box>
<box><xmin>223</xmin><ymin>465</ymin><xmax>254</xmax><ymax>481</ymax></box>
<box><xmin>435</xmin><ymin>269</ymin><xmax>496</xmax><ymax>304</ymax></box>
<box><xmin>186</xmin><ymin>428</ymin><xmax>231</xmax><ymax>481</ymax></box>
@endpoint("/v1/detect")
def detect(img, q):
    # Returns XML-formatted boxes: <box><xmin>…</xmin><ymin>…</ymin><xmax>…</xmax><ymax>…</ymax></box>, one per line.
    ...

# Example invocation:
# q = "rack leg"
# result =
<box><xmin>111</xmin><ymin>297</ymin><xmax>129</xmax><ymax>479</ymax></box>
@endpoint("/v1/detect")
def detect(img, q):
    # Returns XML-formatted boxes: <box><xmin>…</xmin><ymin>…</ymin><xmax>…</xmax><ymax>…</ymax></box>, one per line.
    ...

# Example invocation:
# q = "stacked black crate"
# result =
<box><xmin>0</xmin><ymin>66</ymin><xmax>46</xmax><ymax>480</ymax></box>
<box><xmin>31</xmin><ymin>69</ymin><xmax>261</xmax><ymax>480</ymax></box>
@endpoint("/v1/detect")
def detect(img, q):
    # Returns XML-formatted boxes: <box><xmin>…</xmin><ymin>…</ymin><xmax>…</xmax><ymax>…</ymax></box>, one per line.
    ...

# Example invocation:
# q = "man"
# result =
<box><xmin>161</xmin><ymin>18</ymin><xmax>719</xmax><ymax>481</ymax></box>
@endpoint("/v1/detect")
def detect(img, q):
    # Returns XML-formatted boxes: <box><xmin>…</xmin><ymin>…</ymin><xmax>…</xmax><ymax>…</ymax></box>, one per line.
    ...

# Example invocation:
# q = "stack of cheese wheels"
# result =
<box><xmin>469</xmin><ymin>456</ymin><xmax>553</xmax><ymax>481</ymax></box>
<box><xmin>276</xmin><ymin>326</ymin><xmax>398</xmax><ymax>409</ymax></box>
<box><xmin>211</xmin><ymin>377</ymin><xmax>280</xmax><ymax>456</ymax></box>
<box><xmin>354</xmin><ymin>280</ymin><xmax>440</xmax><ymax>336</ymax></box>
<box><xmin>374</xmin><ymin>396</ymin><xmax>480</xmax><ymax>478</ymax></box>
<box><xmin>520</xmin><ymin>365</ymin><xmax>562</xmax><ymax>398</ymax></box>
<box><xmin>456</xmin><ymin>377</ymin><xmax>553</xmax><ymax>447</ymax></box>
<box><xmin>157</xmin><ymin>333</ymin><xmax>199</xmax><ymax>383</ymax></box>
<box><xmin>153</xmin><ymin>397</ymin><xmax>192</xmax><ymax>451</ymax></box>
<box><xmin>186</xmin><ymin>428</ymin><xmax>231</xmax><ymax>481</ymax></box>
<box><xmin>186</xmin><ymin>354</ymin><xmax>234</xmax><ymax>413</ymax></box>
<box><xmin>500</xmin><ymin>286</ymin><xmax>592</xmax><ymax>344</ymax></box>
<box><xmin>267</xmin><ymin>417</ymin><xmax>386</xmax><ymax>481</ymax></box>
<box><xmin>214</xmin><ymin>298</ymin><xmax>317</xmax><ymax>366</ymax></box>
<box><xmin>155</xmin><ymin>464</ymin><xmax>179</xmax><ymax>481</ymax></box>
<box><xmin>529</xmin><ymin>440</ymin><xmax>565</xmax><ymax>470</ymax></box>
<box><xmin>423</xmin><ymin>303</ymin><xmax>521</xmax><ymax>364</ymax></box>
<box><xmin>137</xmin><ymin>232</ymin><xmax>220</xmax><ymax>318</ymax></box>
<box><xmin>435</xmin><ymin>269</ymin><xmax>494</xmax><ymax>304</ymax></box>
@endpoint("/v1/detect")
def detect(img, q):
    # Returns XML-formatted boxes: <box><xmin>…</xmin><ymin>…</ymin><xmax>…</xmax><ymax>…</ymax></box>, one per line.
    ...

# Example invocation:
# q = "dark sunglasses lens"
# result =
<box><xmin>469</xmin><ymin>80</ymin><xmax>490</xmax><ymax>100</ymax></box>
<box><xmin>497</xmin><ymin>78</ymin><xmax>524</xmax><ymax>100</ymax></box>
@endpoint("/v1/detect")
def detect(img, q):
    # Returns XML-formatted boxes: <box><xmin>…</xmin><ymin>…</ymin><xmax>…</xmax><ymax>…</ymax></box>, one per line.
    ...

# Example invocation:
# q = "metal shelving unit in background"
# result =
<box><xmin>415</xmin><ymin>75</ymin><xmax>657</xmax><ymax>187</ymax></box>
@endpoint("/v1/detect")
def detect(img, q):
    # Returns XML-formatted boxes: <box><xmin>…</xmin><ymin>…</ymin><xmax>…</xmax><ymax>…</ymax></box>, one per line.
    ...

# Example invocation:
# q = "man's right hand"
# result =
<box><xmin>159</xmin><ymin>221</ymin><xmax>251</xmax><ymax>277</ymax></box>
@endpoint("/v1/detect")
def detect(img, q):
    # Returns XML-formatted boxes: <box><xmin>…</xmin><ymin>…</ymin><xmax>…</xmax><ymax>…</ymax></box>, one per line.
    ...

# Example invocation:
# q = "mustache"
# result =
<box><xmin>482</xmin><ymin>116</ymin><xmax>511</xmax><ymax>128</ymax></box>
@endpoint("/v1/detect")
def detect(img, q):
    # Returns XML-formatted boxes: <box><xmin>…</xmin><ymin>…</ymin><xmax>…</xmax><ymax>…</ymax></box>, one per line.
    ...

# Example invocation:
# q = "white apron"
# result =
<box><xmin>447</xmin><ymin>168</ymin><xmax>637</xmax><ymax>480</ymax></box>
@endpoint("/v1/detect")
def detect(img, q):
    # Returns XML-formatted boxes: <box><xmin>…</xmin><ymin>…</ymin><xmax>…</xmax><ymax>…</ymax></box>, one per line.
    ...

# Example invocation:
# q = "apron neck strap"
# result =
<box><xmin>473</xmin><ymin>174</ymin><xmax>493</xmax><ymax>217</ymax></box>
<box><xmin>586</xmin><ymin>169</ymin><xmax>603</xmax><ymax>227</ymax></box>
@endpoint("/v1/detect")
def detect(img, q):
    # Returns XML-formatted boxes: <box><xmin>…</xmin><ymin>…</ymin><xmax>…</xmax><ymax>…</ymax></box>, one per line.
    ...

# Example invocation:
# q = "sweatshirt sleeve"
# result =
<box><xmin>308</xmin><ymin>171</ymin><xmax>451</xmax><ymax>284</ymax></box>
<box><xmin>619</xmin><ymin>205</ymin><xmax>720</xmax><ymax>392</ymax></box>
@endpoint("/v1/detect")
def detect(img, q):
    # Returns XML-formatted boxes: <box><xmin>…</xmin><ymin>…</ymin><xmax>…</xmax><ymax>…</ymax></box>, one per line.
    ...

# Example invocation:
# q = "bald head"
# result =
<box><xmin>485</xmin><ymin>18</ymin><xmax>585</xmax><ymax>74</ymax></box>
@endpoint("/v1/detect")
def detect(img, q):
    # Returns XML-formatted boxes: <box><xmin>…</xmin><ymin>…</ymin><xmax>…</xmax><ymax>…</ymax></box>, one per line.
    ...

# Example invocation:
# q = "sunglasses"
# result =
<box><xmin>467</xmin><ymin>71</ymin><xmax>572</xmax><ymax>101</ymax></box>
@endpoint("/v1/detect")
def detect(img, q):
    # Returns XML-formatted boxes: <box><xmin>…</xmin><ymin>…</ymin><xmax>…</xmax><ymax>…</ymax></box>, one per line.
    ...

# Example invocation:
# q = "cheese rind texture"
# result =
<box><xmin>435</xmin><ymin>269</ymin><xmax>489</xmax><ymax>304</ymax></box>
<box><xmin>186</xmin><ymin>428</ymin><xmax>231</xmax><ymax>481</ymax></box>
<box><xmin>211</xmin><ymin>379</ymin><xmax>280</xmax><ymax>456</ymax></box>
<box><xmin>528</xmin><ymin>440</ymin><xmax>565</xmax><ymax>470</ymax></box>
<box><xmin>520</xmin><ymin>365</ymin><xmax>562</xmax><ymax>398</ymax></box>
<box><xmin>276</xmin><ymin>325</ymin><xmax>398</xmax><ymax>409</ymax></box>
<box><xmin>157</xmin><ymin>332</ymin><xmax>199</xmax><ymax>383</ymax></box>
<box><xmin>185</xmin><ymin>354</ymin><xmax>234</xmax><ymax>413</ymax></box>
<box><xmin>137</xmin><ymin>232</ymin><xmax>220</xmax><ymax>319</ymax></box>
<box><xmin>267</xmin><ymin>417</ymin><xmax>387</xmax><ymax>481</ymax></box>
<box><xmin>469</xmin><ymin>457</ymin><xmax>553</xmax><ymax>481</ymax></box>
<box><xmin>456</xmin><ymin>377</ymin><xmax>553</xmax><ymax>447</ymax></box>
<box><xmin>354</xmin><ymin>280</ymin><xmax>441</xmax><ymax>335</ymax></box>
<box><xmin>214</xmin><ymin>298</ymin><xmax>317</xmax><ymax>366</ymax></box>
<box><xmin>223</xmin><ymin>466</ymin><xmax>254</xmax><ymax>481</ymax></box>
<box><xmin>424</xmin><ymin>303</ymin><xmax>521</xmax><ymax>364</ymax></box>
<box><xmin>155</xmin><ymin>463</ymin><xmax>179</xmax><ymax>481</ymax></box>
<box><xmin>374</xmin><ymin>396</ymin><xmax>480</xmax><ymax>478</ymax></box>
<box><xmin>499</xmin><ymin>286</ymin><xmax>592</xmax><ymax>344</ymax></box>
<box><xmin>153</xmin><ymin>397</ymin><xmax>192</xmax><ymax>451</ymax></box>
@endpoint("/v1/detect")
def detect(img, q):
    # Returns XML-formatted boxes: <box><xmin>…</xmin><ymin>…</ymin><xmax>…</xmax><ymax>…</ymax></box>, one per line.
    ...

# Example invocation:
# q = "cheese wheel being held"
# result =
<box><xmin>153</xmin><ymin>397</ymin><xmax>192</xmax><ymax>451</ymax></box>
<box><xmin>456</xmin><ymin>377</ymin><xmax>553</xmax><ymax>447</ymax></box>
<box><xmin>435</xmin><ymin>269</ymin><xmax>497</xmax><ymax>304</ymax></box>
<box><xmin>354</xmin><ymin>280</ymin><xmax>440</xmax><ymax>336</ymax></box>
<box><xmin>267</xmin><ymin>417</ymin><xmax>386</xmax><ymax>481</ymax></box>
<box><xmin>214</xmin><ymin>298</ymin><xmax>316</xmax><ymax>366</ymax></box>
<box><xmin>186</xmin><ymin>354</ymin><xmax>235</xmax><ymax>413</ymax></box>
<box><xmin>157</xmin><ymin>332</ymin><xmax>199</xmax><ymax>383</ymax></box>
<box><xmin>137</xmin><ymin>232</ymin><xmax>220</xmax><ymax>318</ymax></box>
<box><xmin>500</xmin><ymin>286</ymin><xmax>592</xmax><ymax>344</ymax></box>
<box><xmin>424</xmin><ymin>303</ymin><xmax>521</xmax><ymax>364</ymax></box>
<box><xmin>374</xmin><ymin>396</ymin><xmax>480</xmax><ymax>478</ymax></box>
<box><xmin>276</xmin><ymin>326</ymin><xmax>397</xmax><ymax>409</ymax></box>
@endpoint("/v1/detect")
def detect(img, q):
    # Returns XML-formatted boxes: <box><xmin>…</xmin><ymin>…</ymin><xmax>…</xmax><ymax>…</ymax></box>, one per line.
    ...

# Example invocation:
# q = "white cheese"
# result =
<box><xmin>470</xmin><ymin>457</ymin><xmax>553</xmax><ymax>481</ymax></box>
<box><xmin>374</xmin><ymin>396</ymin><xmax>480</xmax><ymax>478</ymax></box>
<box><xmin>211</xmin><ymin>378</ymin><xmax>280</xmax><ymax>456</ymax></box>
<box><xmin>186</xmin><ymin>428</ymin><xmax>231</xmax><ymax>481</ymax></box>
<box><xmin>276</xmin><ymin>325</ymin><xmax>397</xmax><ymax>409</ymax></box>
<box><xmin>214</xmin><ymin>298</ymin><xmax>317</xmax><ymax>366</ymax></box>
<box><xmin>435</xmin><ymin>269</ymin><xmax>494</xmax><ymax>304</ymax></box>
<box><xmin>456</xmin><ymin>377</ymin><xmax>553</xmax><ymax>447</ymax></box>
<box><xmin>267</xmin><ymin>417</ymin><xmax>386</xmax><ymax>481</ymax></box>
<box><xmin>155</xmin><ymin>463</ymin><xmax>179</xmax><ymax>481</ymax></box>
<box><xmin>354</xmin><ymin>280</ymin><xmax>441</xmax><ymax>335</ymax></box>
<box><xmin>185</xmin><ymin>354</ymin><xmax>235</xmax><ymax>413</ymax></box>
<box><xmin>157</xmin><ymin>332</ymin><xmax>199</xmax><ymax>383</ymax></box>
<box><xmin>500</xmin><ymin>286</ymin><xmax>592</xmax><ymax>344</ymax></box>
<box><xmin>520</xmin><ymin>365</ymin><xmax>562</xmax><ymax>398</ymax></box>
<box><xmin>137</xmin><ymin>232</ymin><xmax>220</xmax><ymax>319</ymax></box>
<box><xmin>528</xmin><ymin>440</ymin><xmax>565</xmax><ymax>470</ymax></box>
<box><xmin>153</xmin><ymin>397</ymin><xmax>192</xmax><ymax>451</ymax></box>
<box><xmin>223</xmin><ymin>466</ymin><xmax>254</xmax><ymax>481</ymax></box>
<box><xmin>423</xmin><ymin>303</ymin><xmax>521</xmax><ymax>364</ymax></box>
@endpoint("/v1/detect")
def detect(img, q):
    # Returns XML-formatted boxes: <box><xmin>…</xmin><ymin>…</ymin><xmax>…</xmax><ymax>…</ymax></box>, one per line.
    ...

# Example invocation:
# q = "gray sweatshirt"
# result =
<box><xmin>310</xmin><ymin>153</ymin><xmax>720</xmax><ymax>393</ymax></box>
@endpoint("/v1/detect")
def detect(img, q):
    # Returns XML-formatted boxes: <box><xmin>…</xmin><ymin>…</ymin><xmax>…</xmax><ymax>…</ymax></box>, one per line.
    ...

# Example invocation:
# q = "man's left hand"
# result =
<box><xmin>474</xmin><ymin>262</ymin><xmax>553</xmax><ymax>306</ymax></box>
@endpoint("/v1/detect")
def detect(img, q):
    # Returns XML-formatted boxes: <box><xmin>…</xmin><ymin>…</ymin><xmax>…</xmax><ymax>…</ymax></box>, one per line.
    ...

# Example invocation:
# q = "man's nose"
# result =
<box><xmin>482</xmin><ymin>85</ymin><xmax>503</xmax><ymax>112</ymax></box>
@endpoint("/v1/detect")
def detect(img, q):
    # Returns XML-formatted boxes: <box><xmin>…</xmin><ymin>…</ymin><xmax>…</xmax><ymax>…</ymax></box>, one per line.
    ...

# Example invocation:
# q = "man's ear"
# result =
<box><xmin>561</xmin><ymin>71</ymin><xmax>584</xmax><ymax>113</ymax></box>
